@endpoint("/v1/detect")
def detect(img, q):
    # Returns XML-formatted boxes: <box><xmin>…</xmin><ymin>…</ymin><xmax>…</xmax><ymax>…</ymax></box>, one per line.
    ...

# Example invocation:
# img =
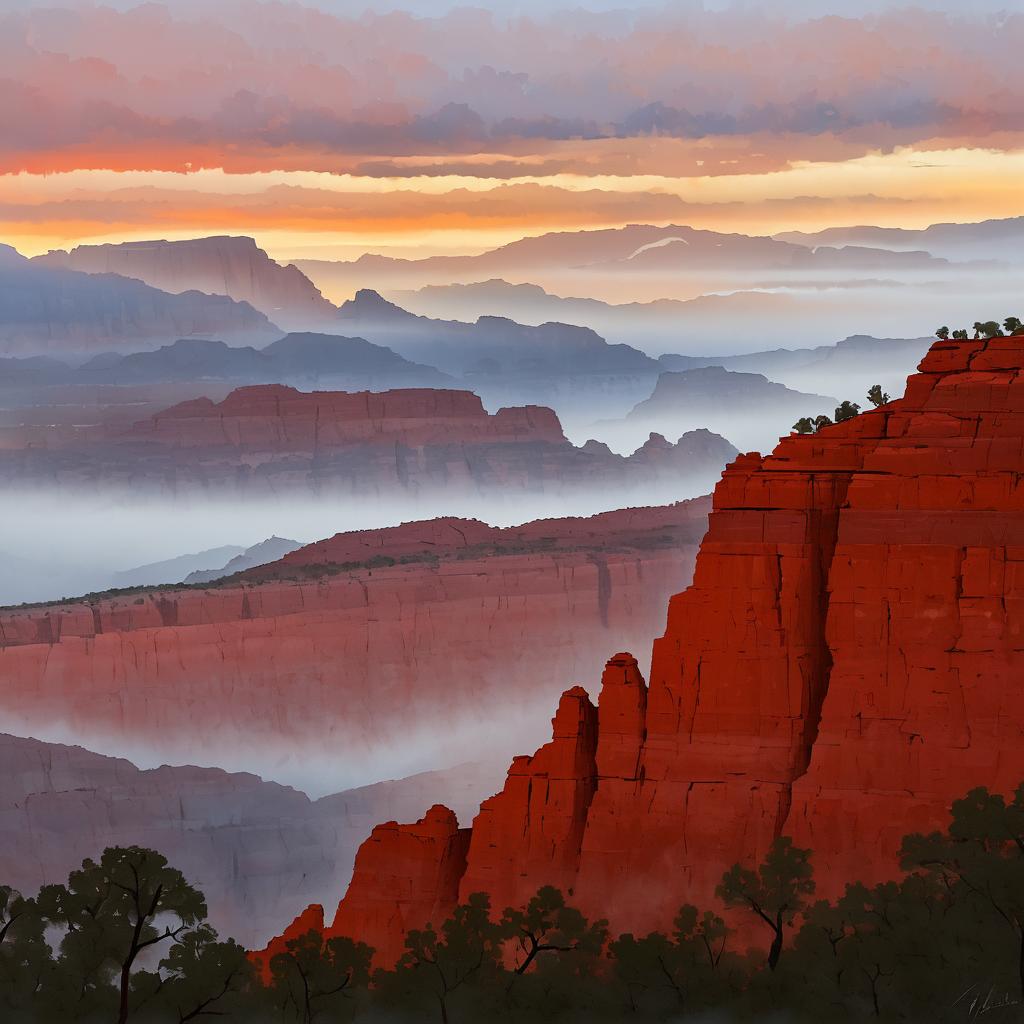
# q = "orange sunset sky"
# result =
<box><xmin>2</xmin><ymin>0</ymin><xmax>1022</xmax><ymax>262</ymax></box>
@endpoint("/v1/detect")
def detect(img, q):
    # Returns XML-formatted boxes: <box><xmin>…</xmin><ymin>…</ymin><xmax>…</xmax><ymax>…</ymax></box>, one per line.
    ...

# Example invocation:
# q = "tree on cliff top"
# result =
<box><xmin>974</xmin><ymin>320</ymin><xmax>1004</xmax><ymax>339</ymax></box>
<box><xmin>717</xmin><ymin>837</ymin><xmax>815</xmax><ymax>971</ymax></box>
<box><xmin>867</xmin><ymin>384</ymin><xmax>890</xmax><ymax>408</ymax></box>
<box><xmin>834</xmin><ymin>400</ymin><xmax>860</xmax><ymax>423</ymax></box>
<box><xmin>935</xmin><ymin>326</ymin><xmax>950</xmax><ymax>340</ymax></box>
<box><xmin>36</xmin><ymin>846</ymin><xmax>206</xmax><ymax>1024</ymax></box>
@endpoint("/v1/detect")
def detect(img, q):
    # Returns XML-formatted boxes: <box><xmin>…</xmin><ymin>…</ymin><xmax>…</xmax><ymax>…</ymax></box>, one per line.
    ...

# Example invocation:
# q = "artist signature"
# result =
<box><xmin>953</xmin><ymin>983</ymin><xmax>1021</xmax><ymax>1020</ymax></box>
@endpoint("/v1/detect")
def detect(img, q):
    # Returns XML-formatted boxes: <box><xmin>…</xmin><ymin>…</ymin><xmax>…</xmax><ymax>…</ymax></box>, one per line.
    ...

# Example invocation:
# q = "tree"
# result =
<box><xmin>834</xmin><ymin>400</ymin><xmax>860</xmax><ymax>423</ymax></box>
<box><xmin>813</xmin><ymin>414</ymin><xmax>833</xmax><ymax>432</ymax></box>
<box><xmin>388</xmin><ymin>893</ymin><xmax>505</xmax><ymax>1024</ymax></box>
<box><xmin>952</xmin><ymin>329</ymin><xmax>970</xmax><ymax>340</ymax></box>
<box><xmin>866</xmin><ymin>384</ymin><xmax>890</xmax><ymax>408</ymax></box>
<box><xmin>137</xmin><ymin>925</ymin><xmax>256</xmax><ymax>1024</ymax></box>
<box><xmin>501</xmin><ymin>887</ymin><xmax>606</xmax><ymax>978</ymax></box>
<box><xmin>269</xmin><ymin>930</ymin><xmax>371</xmax><ymax>1024</ymax></box>
<box><xmin>788</xmin><ymin>874</ymin><xmax>961</xmax><ymax>1020</ymax></box>
<box><xmin>935</xmin><ymin>326</ymin><xmax>950</xmax><ymax>340</ymax></box>
<box><xmin>0</xmin><ymin>887</ymin><xmax>53</xmax><ymax>1017</ymax></box>
<box><xmin>37</xmin><ymin>846</ymin><xmax>206</xmax><ymax>1024</ymax></box>
<box><xmin>610</xmin><ymin>904</ymin><xmax>738</xmax><ymax>1015</ymax></box>
<box><xmin>717</xmin><ymin>837</ymin><xmax>815</xmax><ymax>971</ymax></box>
<box><xmin>901</xmin><ymin>784</ymin><xmax>1024</xmax><ymax>1003</ymax></box>
<box><xmin>792</xmin><ymin>417</ymin><xmax>815</xmax><ymax>435</ymax></box>
<box><xmin>1005</xmin><ymin>316</ymin><xmax>1023</xmax><ymax>336</ymax></box>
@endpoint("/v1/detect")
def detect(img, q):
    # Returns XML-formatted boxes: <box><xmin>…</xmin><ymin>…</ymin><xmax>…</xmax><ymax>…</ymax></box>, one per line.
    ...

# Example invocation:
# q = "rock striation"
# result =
<box><xmin>297</xmin><ymin>335</ymin><xmax>1024</xmax><ymax>959</ymax></box>
<box><xmin>0</xmin><ymin>500</ymin><xmax>711</xmax><ymax>793</ymax></box>
<box><xmin>0</xmin><ymin>384</ymin><xmax>736</xmax><ymax>499</ymax></box>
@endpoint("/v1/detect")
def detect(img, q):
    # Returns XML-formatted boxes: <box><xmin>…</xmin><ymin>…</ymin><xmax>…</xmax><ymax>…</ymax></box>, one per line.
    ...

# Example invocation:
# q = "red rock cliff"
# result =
<box><xmin>0</xmin><ymin>501</ymin><xmax>709</xmax><ymax>793</ymax></box>
<box><xmin>313</xmin><ymin>335</ymin><xmax>1024</xmax><ymax>957</ymax></box>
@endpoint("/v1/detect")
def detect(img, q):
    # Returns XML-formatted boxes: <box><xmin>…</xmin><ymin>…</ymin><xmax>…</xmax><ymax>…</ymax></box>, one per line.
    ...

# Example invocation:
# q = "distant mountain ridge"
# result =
<box><xmin>0</xmin><ymin>246</ymin><xmax>280</xmax><ymax>356</ymax></box>
<box><xmin>184</xmin><ymin>537</ymin><xmax>302</xmax><ymax>585</ymax></box>
<box><xmin>386</xmin><ymin>278</ymin><xmax>946</xmax><ymax>357</ymax></box>
<box><xmin>335</xmin><ymin>288</ymin><xmax>660</xmax><ymax>376</ymax></box>
<box><xmin>78</xmin><ymin>333</ymin><xmax>453</xmax><ymax>389</ymax></box>
<box><xmin>35</xmin><ymin>236</ymin><xmax>338</xmax><ymax>330</ymax></box>
<box><xmin>299</xmin><ymin>222</ymin><xmax>953</xmax><ymax>284</ymax></box>
<box><xmin>776</xmin><ymin>215</ymin><xmax>1024</xmax><ymax>262</ymax></box>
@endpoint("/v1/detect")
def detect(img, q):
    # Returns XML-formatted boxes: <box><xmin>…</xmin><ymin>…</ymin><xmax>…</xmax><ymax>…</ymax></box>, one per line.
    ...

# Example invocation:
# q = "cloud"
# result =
<box><xmin>0</xmin><ymin>3</ymin><xmax>1022</xmax><ymax>174</ymax></box>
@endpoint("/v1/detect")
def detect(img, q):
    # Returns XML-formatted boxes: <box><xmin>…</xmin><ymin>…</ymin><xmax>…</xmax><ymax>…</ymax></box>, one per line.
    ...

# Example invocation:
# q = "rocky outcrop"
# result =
<box><xmin>183</xmin><ymin>536</ymin><xmax>301</xmax><ymax>585</ymax></box>
<box><xmin>0</xmin><ymin>500</ymin><xmax>711</xmax><ymax>793</ymax></box>
<box><xmin>307</xmin><ymin>334</ymin><xmax>1024</xmax><ymax>958</ymax></box>
<box><xmin>0</xmin><ymin>732</ymin><xmax>506</xmax><ymax>949</ymax></box>
<box><xmin>36</xmin><ymin>237</ymin><xmax>337</xmax><ymax>330</ymax></box>
<box><xmin>0</xmin><ymin>384</ymin><xmax>736</xmax><ymax>500</ymax></box>
<box><xmin>595</xmin><ymin>365</ymin><xmax>837</xmax><ymax>454</ymax></box>
<box><xmin>253</xmin><ymin>805</ymin><xmax>471</xmax><ymax>973</ymax></box>
<box><xmin>0</xmin><ymin>250</ymin><xmax>280</xmax><ymax>356</ymax></box>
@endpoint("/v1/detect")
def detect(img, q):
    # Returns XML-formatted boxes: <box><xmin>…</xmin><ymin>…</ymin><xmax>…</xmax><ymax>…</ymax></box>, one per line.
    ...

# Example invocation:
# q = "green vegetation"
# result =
<box><xmin>793</xmin><ymin>386</ymin><xmax>878</xmax><ymax>435</ymax></box>
<box><xmin>866</xmin><ymin>384</ymin><xmax>890</xmax><ymax>408</ymax></box>
<box><xmin>937</xmin><ymin>317</ymin><xmax>1024</xmax><ymax>340</ymax></box>
<box><xmin>6</xmin><ymin>780</ymin><xmax>1024</xmax><ymax>1021</ymax></box>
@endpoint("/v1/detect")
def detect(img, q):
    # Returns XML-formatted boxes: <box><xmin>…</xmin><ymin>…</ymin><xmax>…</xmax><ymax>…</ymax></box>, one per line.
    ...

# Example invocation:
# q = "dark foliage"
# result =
<box><xmin>6</xmin><ymin>785</ymin><xmax>1024</xmax><ymax>1022</ymax></box>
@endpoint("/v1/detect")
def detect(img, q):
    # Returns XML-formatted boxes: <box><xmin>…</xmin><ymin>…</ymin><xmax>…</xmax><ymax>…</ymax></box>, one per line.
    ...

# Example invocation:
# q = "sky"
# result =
<box><xmin>2</xmin><ymin>0</ymin><xmax>1022</xmax><ymax>260</ymax></box>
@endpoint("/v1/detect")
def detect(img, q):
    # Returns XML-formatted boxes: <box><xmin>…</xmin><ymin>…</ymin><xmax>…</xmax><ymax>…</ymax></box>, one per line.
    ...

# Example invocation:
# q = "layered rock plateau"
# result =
<box><xmin>0</xmin><ymin>500</ymin><xmax>710</xmax><ymax>792</ymax></box>
<box><xmin>0</xmin><ymin>384</ymin><xmax>736</xmax><ymax>499</ymax></box>
<box><xmin>273</xmin><ymin>335</ymin><xmax>1023</xmax><ymax>962</ymax></box>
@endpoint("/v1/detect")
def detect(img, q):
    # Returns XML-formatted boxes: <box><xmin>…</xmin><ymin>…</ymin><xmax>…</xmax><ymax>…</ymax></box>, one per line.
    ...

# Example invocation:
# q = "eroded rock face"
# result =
<box><xmin>309</xmin><ymin>335</ymin><xmax>1024</xmax><ymax>959</ymax></box>
<box><xmin>0</xmin><ymin>501</ymin><xmax>710</xmax><ymax>792</ymax></box>
<box><xmin>0</xmin><ymin>384</ymin><xmax>736</xmax><ymax>499</ymax></box>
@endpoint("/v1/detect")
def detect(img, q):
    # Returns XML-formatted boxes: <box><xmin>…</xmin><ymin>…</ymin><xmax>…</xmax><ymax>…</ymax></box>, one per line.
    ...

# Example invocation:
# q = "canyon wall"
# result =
<box><xmin>0</xmin><ymin>500</ymin><xmax>710</xmax><ymax>792</ymax></box>
<box><xmin>298</xmin><ymin>335</ymin><xmax>1023</xmax><ymax>959</ymax></box>
<box><xmin>0</xmin><ymin>384</ymin><xmax>736</xmax><ymax>499</ymax></box>
<box><xmin>0</xmin><ymin>732</ymin><xmax>504</xmax><ymax>948</ymax></box>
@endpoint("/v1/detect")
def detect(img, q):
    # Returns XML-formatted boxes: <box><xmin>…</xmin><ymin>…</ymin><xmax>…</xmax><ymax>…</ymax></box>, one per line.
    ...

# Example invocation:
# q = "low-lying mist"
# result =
<box><xmin>0</xmin><ymin>480</ymin><xmax>716</xmax><ymax>606</ymax></box>
<box><xmin>0</xmin><ymin>693</ymin><xmax>558</xmax><ymax>800</ymax></box>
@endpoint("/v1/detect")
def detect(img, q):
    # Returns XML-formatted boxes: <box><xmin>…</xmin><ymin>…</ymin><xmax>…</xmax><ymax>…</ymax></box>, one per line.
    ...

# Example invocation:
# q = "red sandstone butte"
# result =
<box><xmin>0</xmin><ymin>383</ymin><xmax>736</xmax><ymax>497</ymax></box>
<box><xmin>0</xmin><ymin>500</ymin><xmax>709</xmax><ymax>787</ymax></box>
<box><xmin>302</xmin><ymin>334</ymin><xmax>1024</xmax><ymax>961</ymax></box>
<box><xmin>252</xmin><ymin>805</ymin><xmax>470</xmax><ymax>973</ymax></box>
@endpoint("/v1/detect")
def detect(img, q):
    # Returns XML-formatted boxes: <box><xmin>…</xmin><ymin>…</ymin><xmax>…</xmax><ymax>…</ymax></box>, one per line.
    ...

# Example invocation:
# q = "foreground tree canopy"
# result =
<box><xmin>4</xmin><ymin>782</ymin><xmax>1024</xmax><ymax>1022</ymax></box>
